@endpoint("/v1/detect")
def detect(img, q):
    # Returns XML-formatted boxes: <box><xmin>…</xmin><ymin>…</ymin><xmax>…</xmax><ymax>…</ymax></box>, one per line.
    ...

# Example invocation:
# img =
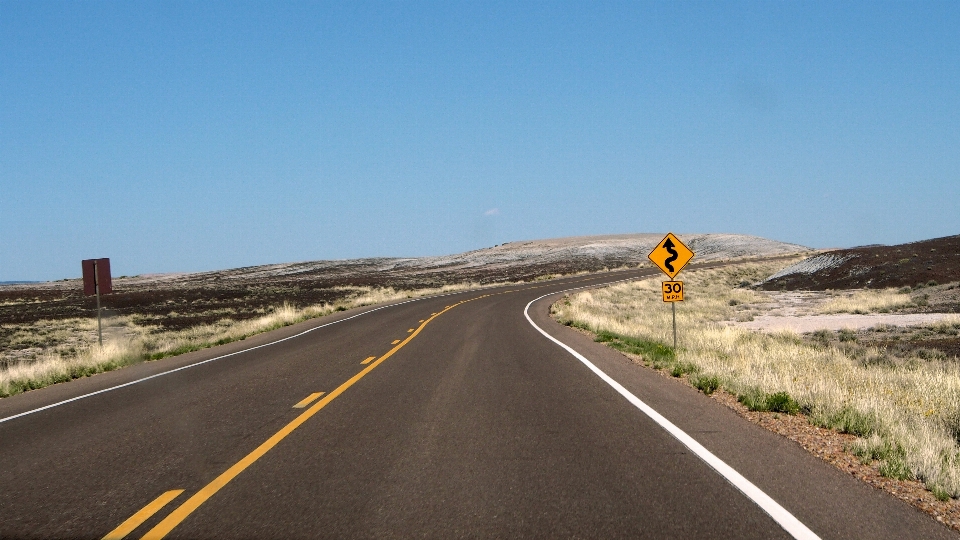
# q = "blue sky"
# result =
<box><xmin>2</xmin><ymin>1</ymin><xmax>959</xmax><ymax>281</ymax></box>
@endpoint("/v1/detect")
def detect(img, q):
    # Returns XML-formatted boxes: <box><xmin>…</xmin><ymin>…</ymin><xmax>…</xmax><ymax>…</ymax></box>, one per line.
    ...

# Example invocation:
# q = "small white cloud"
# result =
<box><xmin>484</xmin><ymin>208</ymin><xmax>500</xmax><ymax>216</ymax></box>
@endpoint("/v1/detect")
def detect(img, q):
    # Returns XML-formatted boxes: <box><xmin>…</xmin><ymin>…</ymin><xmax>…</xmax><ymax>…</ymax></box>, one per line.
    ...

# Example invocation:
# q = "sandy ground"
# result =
<box><xmin>725</xmin><ymin>287</ymin><xmax>960</xmax><ymax>333</ymax></box>
<box><xmin>739</xmin><ymin>313</ymin><xmax>959</xmax><ymax>333</ymax></box>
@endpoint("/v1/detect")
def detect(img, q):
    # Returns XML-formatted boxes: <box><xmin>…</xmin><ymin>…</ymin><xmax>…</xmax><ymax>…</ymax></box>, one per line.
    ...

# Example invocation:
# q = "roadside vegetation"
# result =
<box><xmin>0</xmin><ymin>263</ymin><xmax>648</xmax><ymax>400</ymax></box>
<box><xmin>0</xmin><ymin>284</ymin><xmax>482</xmax><ymax>398</ymax></box>
<box><xmin>552</xmin><ymin>261</ymin><xmax>960</xmax><ymax>500</ymax></box>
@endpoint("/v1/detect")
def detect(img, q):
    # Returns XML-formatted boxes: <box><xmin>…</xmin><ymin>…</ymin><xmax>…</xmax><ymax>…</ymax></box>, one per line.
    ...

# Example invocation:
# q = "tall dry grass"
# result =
<box><xmin>552</xmin><ymin>262</ymin><xmax>960</xmax><ymax>500</ymax></box>
<box><xmin>0</xmin><ymin>283</ymin><xmax>485</xmax><ymax>398</ymax></box>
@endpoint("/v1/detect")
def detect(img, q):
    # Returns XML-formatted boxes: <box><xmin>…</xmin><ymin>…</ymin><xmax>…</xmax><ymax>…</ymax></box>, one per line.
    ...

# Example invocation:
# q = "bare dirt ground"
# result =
<box><xmin>709</xmin><ymin>390</ymin><xmax>960</xmax><ymax>532</ymax></box>
<box><xmin>727</xmin><ymin>289</ymin><xmax>960</xmax><ymax>362</ymax></box>
<box><xmin>729</xmin><ymin>287</ymin><xmax>960</xmax><ymax>333</ymax></box>
<box><xmin>741</xmin><ymin>312</ymin><xmax>959</xmax><ymax>333</ymax></box>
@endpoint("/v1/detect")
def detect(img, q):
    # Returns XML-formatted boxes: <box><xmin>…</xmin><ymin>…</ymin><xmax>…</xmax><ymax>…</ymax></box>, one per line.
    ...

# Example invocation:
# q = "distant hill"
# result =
<box><xmin>12</xmin><ymin>233</ymin><xmax>811</xmax><ymax>291</ymax></box>
<box><xmin>760</xmin><ymin>235</ymin><xmax>960</xmax><ymax>291</ymax></box>
<box><xmin>128</xmin><ymin>232</ymin><xmax>812</xmax><ymax>286</ymax></box>
<box><xmin>2</xmin><ymin>233</ymin><xmax>812</xmax><ymax>326</ymax></box>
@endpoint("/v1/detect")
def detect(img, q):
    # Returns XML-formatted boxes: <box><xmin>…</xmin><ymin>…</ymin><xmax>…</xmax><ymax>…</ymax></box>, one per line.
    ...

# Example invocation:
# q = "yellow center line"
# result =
<box><xmin>390</xmin><ymin>339</ymin><xmax>401</xmax><ymax>345</ymax></box>
<box><xmin>407</xmin><ymin>328</ymin><xmax>414</xmax><ymax>332</ymax></box>
<box><xmin>102</xmin><ymin>276</ymin><xmax>647</xmax><ymax>539</ymax></box>
<box><xmin>138</xmin><ymin>300</ymin><xmax>471</xmax><ymax>540</ymax></box>
<box><xmin>101</xmin><ymin>490</ymin><xmax>184</xmax><ymax>540</ymax></box>
<box><xmin>292</xmin><ymin>392</ymin><xmax>325</xmax><ymax>409</ymax></box>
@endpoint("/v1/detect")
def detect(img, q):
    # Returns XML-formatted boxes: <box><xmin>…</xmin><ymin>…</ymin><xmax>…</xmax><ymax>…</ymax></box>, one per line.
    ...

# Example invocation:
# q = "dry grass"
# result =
<box><xmin>552</xmin><ymin>261</ymin><xmax>960</xmax><ymax>500</ymax></box>
<box><xmin>817</xmin><ymin>288</ymin><xmax>915</xmax><ymax>314</ymax></box>
<box><xmin>0</xmin><ymin>283</ymin><xmax>485</xmax><ymax>399</ymax></box>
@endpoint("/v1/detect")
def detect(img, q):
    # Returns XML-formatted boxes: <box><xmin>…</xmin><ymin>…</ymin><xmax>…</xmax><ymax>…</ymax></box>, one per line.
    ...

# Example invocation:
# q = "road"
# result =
<box><xmin>0</xmin><ymin>265</ymin><xmax>954</xmax><ymax>539</ymax></box>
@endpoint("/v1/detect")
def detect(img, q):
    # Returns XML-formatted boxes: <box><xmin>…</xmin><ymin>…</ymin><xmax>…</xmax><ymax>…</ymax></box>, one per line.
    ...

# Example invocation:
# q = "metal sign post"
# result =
<box><xmin>661</xmin><ymin>280</ymin><xmax>684</xmax><ymax>350</ymax></box>
<box><xmin>82</xmin><ymin>258</ymin><xmax>112</xmax><ymax>347</ymax></box>
<box><xmin>649</xmin><ymin>235</ymin><xmax>694</xmax><ymax>350</ymax></box>
<box><xmin>95</xmin><ymin>265</ymin><xmax>102</xmax><ymax>346</ymax></box>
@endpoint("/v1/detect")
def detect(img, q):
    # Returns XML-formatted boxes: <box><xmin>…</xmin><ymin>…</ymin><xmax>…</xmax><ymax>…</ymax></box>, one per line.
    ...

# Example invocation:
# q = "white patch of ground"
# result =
<box><xmin>189</xmin><ymin>233</ymin><xmax>810</xmax><ymax>279</ymax></box>
<box><xmin>725</xmin><ymin>289</ymin><xmax>959</xmax><ymax>333</ymax></box>
<box><xmin>738</xmin><ymin>313</ymin><xmax>959</xmax><ymax>333</ymax></box>
<box><xmin>762</xmin><ymin>253</ymin><xmax>856</xmax><ymax>282</ymax></box>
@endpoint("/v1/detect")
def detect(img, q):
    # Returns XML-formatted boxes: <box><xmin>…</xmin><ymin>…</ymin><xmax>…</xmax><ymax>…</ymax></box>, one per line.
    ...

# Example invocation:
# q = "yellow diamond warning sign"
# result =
<box><xmin>662</xmin><ymin>281</ymin><xmax>683</xmax><ymax>302</ymax></box>
<box><xmin>648</xmin><ymin>233</ymin><xmax>694</xmax><ymax>279</ymax></box>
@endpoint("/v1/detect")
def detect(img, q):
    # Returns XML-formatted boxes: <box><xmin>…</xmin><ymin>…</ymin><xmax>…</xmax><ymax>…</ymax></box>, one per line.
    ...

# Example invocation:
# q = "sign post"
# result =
<box><xmin>661</xmin><ymin>281</ymin><xmax>684</xmax><ymax>349</ymax></box>
<box><xmin>82</xmin><ymin>258</ymin><xmax>112</xmax><ymax>346</ymax></box>
<box><xmin>648</xmin><ymin>234</ymin><xmax>694</xmax><ymax>350</ymax></box>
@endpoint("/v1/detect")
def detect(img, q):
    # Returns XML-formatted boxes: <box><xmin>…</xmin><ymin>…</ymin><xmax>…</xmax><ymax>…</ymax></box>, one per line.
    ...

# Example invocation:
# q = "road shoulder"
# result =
<box><xmin>528</xmin><ymin>294</ymin><xmax>958</xmax><ymax>539</ymax></box>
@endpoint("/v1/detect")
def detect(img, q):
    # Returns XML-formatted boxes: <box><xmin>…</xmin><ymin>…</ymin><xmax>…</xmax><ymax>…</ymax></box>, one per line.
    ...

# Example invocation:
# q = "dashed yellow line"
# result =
<box><xmin>137</xmin><ymin>300</ymin><xmax>470</xmax><ymax>540</ymax></box>
<box><xmin>108</xmin><ymin>277</ymin><xmax>646</xmax><ymax>540</ymax></box>
<box><xmin>101</xmin><ymin>490</ymin><xmax>183</xmax><ymax>540</ymax></box>
<box><xmin>292</xmin><ymin>392</ymin><xmax>325</xmax><ymax>408</ymax></box>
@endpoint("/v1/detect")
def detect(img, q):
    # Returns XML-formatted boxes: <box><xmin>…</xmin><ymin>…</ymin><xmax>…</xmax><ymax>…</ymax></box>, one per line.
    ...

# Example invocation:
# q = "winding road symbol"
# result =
<box><xmin>648</xmin><ymin>233</ymin><xmax>694</xmax><ymax>279</ymax></box>
<box><xmin>661</xmin><ymin>238</ymin><xmax>679</xmax><ymax>273</ymax></box>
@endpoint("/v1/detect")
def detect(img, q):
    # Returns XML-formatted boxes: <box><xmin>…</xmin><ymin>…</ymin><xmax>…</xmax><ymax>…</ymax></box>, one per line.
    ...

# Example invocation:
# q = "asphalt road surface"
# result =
<box><xmin>0</xmin><ymin>265</ymin><xmax>955</xmax><ymax>539</ymax></box>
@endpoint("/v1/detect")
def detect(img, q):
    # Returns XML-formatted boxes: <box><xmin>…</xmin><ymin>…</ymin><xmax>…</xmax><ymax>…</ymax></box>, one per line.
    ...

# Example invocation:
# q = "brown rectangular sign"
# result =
<box><xmin>82</xmin><ymin>258</ymin><xmax>112</xmax><ymax>296</ymax></box>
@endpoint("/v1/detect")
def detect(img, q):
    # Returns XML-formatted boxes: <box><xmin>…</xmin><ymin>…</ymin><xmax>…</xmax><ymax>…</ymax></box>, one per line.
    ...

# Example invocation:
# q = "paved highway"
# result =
<box><xmin>0</xmin><ymin>266</ymin><xmax>954</xmax><ymax>539</ymax></box>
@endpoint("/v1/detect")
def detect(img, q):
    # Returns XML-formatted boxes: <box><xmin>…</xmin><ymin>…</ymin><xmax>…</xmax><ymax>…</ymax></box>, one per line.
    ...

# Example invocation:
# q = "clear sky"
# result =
<box><xmin>2</xmin><ymin>1</ymin><xmax>959</xmax><ymax>281</ymax></box>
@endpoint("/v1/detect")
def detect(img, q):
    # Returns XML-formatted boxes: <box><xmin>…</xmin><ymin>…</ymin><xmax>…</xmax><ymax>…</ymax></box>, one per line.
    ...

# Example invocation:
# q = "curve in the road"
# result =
<box><xmin>0</xmin><ymin>288</ymin><xmax>501</xmax><ymax>426</ymax></box>
<box><xmin>2</xmin><ymin>262</ymin><xmax>947</xmax><ymax>539</ymax></box>
<box><xmin>524</xmin><ymin>290</ymin><xmax>819</xmax><ymax>540</ymax></box>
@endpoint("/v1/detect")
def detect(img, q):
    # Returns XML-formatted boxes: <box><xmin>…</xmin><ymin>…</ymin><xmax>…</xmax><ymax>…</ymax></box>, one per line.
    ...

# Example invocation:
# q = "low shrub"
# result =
<box><xmin>738</xmin><ymin>389</ymin><xmax>800</xmax><ymax>415</ymax></box>
<box><xmin>594</xmin><ymin>331</ymin><xmax>675</xmax><ymax>368</ymax></box>
<box><xmin>691</xmin><ymin>374</ymin><xmax>720</xmax><ymax>395</ymax></box>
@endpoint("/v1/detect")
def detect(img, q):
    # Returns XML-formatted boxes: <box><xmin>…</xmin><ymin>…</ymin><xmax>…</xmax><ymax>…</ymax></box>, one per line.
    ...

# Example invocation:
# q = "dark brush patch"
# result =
<box><xmin>761</xmin><ymin>235</ymin><xmax>960</xmax><ymax>292</ymax></box>
<box><xmin>0</xmin><ymin>258</ymin><xmax>643</xmax><ymax>330</ymax></box>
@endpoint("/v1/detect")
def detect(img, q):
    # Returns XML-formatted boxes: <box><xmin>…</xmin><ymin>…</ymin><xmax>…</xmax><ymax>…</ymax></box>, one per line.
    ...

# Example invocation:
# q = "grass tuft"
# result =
<box><xmin>594</xmin><ymin>331</ymin><xmax>676</xmax><ymax>368</ymax></box>
<box><xmin>691</xmin><ymin>374</ymin><xmax>720</xmax><ymax>395</ymax></box>
<box><xmin>738</xmin><ymin>389</ymin><xmax>801</xmax><ymax>415</ymax></box>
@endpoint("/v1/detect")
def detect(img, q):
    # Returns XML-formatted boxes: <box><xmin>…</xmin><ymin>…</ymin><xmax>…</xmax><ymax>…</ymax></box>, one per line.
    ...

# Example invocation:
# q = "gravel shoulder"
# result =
<box><xmin>567</xmin><ymin>323</ymin><xmax>960</xmax><ymax>534</ymax></box>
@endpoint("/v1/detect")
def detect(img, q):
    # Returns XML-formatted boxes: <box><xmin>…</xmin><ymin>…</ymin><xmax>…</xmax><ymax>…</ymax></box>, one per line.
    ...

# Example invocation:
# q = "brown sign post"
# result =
<box><xmin>82</xmin><ymin>258</ymin><xmax>112</xmax><ymax>346</ymax></box>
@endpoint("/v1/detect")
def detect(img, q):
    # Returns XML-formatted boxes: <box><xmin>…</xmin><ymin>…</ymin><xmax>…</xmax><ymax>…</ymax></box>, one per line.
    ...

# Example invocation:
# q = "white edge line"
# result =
<box><xmin>523</xmin><ymin>288</ymin><xmax>821</xmax><ymax>540</ymax></box>
<box><xmin>0</xmin><ymin>270</ymin><xmax>642</xmax><ymax>425</ymax></box>
<box><xmin>0</xmin><ymin>284</ymin><xmax>504</xmax><ymax>425</ymax></box>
